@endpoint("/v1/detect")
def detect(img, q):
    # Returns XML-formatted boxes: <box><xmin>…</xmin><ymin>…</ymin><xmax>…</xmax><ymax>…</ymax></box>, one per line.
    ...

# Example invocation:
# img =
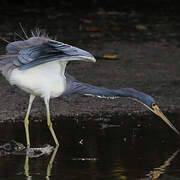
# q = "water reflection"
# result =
<box><xmin>46</xmin><ymin>146</ymin><xmax>59</xmax><ymax>180</ymax></box>
<box><xmin>0</xmin><ymin>119</ymin><xmax>180</xmax><ymax>179</ymax></box>
<box><xmin>0</xmin><ymin>141</ymin><xmax>58</xmax><ymax>179</ymax></box>
<box><xmin>111</xmin><ymin>149</ymin><xmax>179</xmax><ymax>180</ymax></box>
<box><xmin>24</xmin><ymin>146</ymin><xmax>59</xmax><ymax>180</ymax></box>
<box><xmin>146</xmin><ymin>149</ymin><xmax>179</xmax><ymax>180</ymax></box>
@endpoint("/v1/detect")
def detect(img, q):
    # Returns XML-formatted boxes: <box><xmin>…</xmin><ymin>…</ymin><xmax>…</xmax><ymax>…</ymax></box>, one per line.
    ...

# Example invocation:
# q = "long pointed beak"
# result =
<box><xmin>153</xmin><ymin>105</ymin><xmax>179</xmax><ymax>135</ymax></box>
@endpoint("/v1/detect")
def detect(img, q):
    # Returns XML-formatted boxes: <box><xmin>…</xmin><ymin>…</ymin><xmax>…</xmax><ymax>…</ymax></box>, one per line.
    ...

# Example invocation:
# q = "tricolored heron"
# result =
<box><xmin>0</xmin><ymin>31</ymin><xmax>179</xmax><ymax>148</ymax></box>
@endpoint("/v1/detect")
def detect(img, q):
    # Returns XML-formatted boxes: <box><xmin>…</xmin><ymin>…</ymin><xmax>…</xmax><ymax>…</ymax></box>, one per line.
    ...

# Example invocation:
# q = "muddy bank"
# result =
<box><xmin>0</xmin><ymin>8</ymin><xmax>180</xmax><ymax>123</ymax></box>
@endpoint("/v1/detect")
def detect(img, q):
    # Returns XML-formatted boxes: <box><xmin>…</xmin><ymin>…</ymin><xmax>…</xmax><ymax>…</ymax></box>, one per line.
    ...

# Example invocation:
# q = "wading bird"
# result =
<box><xmin>0</xmin><ymin>31</ymin><xmax>179</xmax><ymax>148</ymax></box>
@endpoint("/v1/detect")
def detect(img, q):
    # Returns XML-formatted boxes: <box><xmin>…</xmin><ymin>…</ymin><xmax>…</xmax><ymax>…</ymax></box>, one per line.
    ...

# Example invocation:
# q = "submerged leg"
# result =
<box><xmin>46</xmin><ymin>146</ymin><xmax>59</xmax><ymax>179</ymax></box>
<box><xmin>44</xmin><ymin>98</ymin><xmax>59</xmax><ymax>146</ymax></box>
<box><xmin>24</xmin><ymin>155</ymin><xmax>29</xmax><ymax>178</ymax></box>
<box><xmin>24</xmin><ymin>94</ymin><xmax>35</xmax><ymax>148</ymax></box>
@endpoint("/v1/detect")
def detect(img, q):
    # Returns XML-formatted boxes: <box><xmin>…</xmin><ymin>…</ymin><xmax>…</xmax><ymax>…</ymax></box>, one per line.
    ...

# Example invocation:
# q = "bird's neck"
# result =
<box><xmin>115</xmin><ymin>88</ymin><xmax>148</xmax><ymax>104</ymax></box>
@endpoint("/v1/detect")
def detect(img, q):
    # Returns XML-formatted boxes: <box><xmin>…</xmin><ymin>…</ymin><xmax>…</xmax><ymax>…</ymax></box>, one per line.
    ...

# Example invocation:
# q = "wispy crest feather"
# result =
<box><xmin>31</xmin><ymin>28</ymin><xmax>49</xmax><ymax>39</ymax></box>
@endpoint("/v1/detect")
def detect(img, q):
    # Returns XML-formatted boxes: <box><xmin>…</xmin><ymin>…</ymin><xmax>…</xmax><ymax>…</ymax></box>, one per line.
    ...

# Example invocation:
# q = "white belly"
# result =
<box><xmin>9</xmin><ymin>61</ymin><xmax>66</xmax><ymax>98</ymax></box>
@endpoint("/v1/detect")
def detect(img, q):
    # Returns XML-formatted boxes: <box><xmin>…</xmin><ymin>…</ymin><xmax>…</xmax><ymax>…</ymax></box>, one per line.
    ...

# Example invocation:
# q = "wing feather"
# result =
<box><xmin>2</xmin><ymin>35</ymin><xmax>95</xmax><ymax>71</ymax></box>
<box><xmin>16</xmin><ymin>41</ymin><xmax>72</xmax><ymax>70</ymax></box>
<box><xmin>6</xmin><ymin>37</ymin><xmax>49</xmax><ymax>54</ymax></box>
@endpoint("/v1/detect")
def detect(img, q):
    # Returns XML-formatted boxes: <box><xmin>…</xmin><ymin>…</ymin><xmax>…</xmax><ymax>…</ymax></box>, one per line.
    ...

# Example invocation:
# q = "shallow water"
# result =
<box><xmin>0</xmin><ymin>117</ymin><xmax>180</xmax><ymax>180</ymax></box>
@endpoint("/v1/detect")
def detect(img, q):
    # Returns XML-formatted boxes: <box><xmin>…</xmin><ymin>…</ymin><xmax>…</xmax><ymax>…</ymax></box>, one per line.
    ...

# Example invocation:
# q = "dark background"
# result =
<box><xmin>0</xmin><ymin>0</ymin><xmax>179</xmax><ymax>13</ymax></box>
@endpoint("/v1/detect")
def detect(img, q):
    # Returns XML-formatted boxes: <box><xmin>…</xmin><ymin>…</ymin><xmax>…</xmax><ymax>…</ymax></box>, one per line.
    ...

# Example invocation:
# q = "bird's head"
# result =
<box><xmin>143</xmin><ymin>99</ymin><xmax>179</xmax><ymax>135</ymax></box>
<box><xmin>124</xmin><ymin>88</ymin><xmax>179</xmax><ymax>135</ymax></box>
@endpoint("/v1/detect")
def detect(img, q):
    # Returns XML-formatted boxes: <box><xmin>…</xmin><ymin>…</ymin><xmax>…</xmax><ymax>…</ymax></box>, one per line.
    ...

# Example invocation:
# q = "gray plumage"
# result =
<box><xmin>2</xmin><ymin>36</ymin><xmax>94</xmax><ymax>72</ymax></box>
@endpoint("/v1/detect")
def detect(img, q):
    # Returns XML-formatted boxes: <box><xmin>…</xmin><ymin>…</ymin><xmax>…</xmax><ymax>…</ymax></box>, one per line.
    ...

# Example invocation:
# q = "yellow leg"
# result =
<box><xmin>44</xmin><ymin>98</ymin><xmax>59</xmax><ymax>146</ymax></box>
<box><xmin>24</xmin><ymin>94</ymin><xmax>35</xmax><ymax>148</ymax></box>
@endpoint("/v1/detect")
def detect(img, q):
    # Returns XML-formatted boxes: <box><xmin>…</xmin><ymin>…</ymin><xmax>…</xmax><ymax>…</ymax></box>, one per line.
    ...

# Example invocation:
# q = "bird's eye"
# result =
<box><xmin>152</xmin><ymin>103</ymin><xmax>156</xmax><ymax>108</ymax></box>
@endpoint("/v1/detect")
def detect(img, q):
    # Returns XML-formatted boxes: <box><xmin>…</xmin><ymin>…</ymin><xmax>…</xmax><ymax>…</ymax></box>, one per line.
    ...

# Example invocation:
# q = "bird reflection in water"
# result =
<box><xmin>112</xmin><ymin>149</ymin><xmax>179</xmax><ymax>180</ymax></box>
<box><xmin>0</xmin><ymin>140</ymin><xmax>58</xmax><ymax>179</ymax></box>
<box><xmin>24</xmin><ymin>146</ymin><xmax>59</xmax><ymax>180</ymax></box>
<box><xmin>146</xmin><ymin>149</ymin><xmax>179</xmax><ymax>180</ymax></box>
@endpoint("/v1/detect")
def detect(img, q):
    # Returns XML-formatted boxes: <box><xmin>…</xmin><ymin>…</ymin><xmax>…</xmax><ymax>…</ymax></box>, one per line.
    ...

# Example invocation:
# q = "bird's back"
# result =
<box><xmin>0</xmin><ymin>34</ymin><xmax>50</xmax><ymax>80</ymax></box>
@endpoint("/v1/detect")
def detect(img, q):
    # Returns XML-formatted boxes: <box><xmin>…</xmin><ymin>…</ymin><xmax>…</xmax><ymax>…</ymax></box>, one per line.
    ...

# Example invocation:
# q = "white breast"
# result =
<box><xmin>9</xmin><ymin>61</ymin><xmax>67</xmax><ymax>98</ymax></box>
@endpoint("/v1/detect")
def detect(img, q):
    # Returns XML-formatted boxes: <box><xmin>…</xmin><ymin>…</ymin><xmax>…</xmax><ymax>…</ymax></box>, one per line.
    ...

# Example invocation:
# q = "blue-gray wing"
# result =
<box><xmin>3</xmin><ymin>36</ymin><xmax>95</xmax><ymax>70</ymax></box>
<box><xmin>14</xmin><ymin>41</ymin><xmax>76</xmax><ymax>70</ymax></box>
